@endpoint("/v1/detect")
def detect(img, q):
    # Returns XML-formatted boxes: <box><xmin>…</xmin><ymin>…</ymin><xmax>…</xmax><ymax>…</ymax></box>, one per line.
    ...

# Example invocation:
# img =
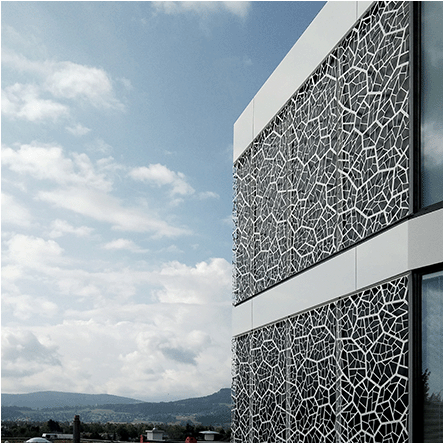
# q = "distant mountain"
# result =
<box><xmin>1</xmin><ymin>391</ymin><xmax>143</xmax><ymax>409</ymax></box>
<box><xmin>1</xmin><ymin>388</ymin><xmax>232</xmax><ymax>427</ymax></box>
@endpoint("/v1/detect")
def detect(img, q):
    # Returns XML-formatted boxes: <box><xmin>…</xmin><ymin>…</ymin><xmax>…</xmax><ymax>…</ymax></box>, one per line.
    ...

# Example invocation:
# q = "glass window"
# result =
<box><xmin>422</xmin><ymin>270</ymin><xmax>443</xmax><ymax>442</ymax></box>
<box><xmin>421</xmin><ymin>2</ymin><xmax>443</xmax><ymax>207</ymax></box>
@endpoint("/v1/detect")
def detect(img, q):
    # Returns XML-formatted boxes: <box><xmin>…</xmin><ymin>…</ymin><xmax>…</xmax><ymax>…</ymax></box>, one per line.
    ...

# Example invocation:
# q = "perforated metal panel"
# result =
<box><xmin>231</xmin><ymin>275</ymin><xmax>409</xmax><ymax>442</ymax></box>
<box><xmin>233</xmin><ymin>1</ymin><xmax>410</xmax><ymax>305</ymax></box>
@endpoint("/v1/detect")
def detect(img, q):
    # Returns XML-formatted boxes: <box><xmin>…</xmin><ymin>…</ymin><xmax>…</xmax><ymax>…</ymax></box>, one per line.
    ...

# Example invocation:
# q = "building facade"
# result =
<box><xmin>231</xmin><ymin>2</ymin><xmax>443</xmax><ymax>442</ymax></box>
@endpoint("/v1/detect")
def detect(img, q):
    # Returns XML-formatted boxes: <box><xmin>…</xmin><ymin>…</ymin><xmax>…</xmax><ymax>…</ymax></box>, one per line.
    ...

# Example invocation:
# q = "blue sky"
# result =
<box><xmin>2</xmin><ymin>1</ymin><xmax>325</xmax><ymax>402</ymax></box>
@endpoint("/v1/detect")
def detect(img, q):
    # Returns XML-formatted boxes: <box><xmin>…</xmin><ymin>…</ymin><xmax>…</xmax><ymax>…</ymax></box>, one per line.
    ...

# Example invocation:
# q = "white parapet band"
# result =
<box><xmin>232</xmin><ymin>209</ymin><xmax>443</xmax><ymax>337</ymax></box>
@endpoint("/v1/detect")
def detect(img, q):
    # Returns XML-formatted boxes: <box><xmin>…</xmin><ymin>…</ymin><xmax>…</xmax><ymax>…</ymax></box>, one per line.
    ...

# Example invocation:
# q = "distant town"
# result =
<box><xmin>1</xmin><ymin>389</ymin><xmax>231</xmax><ymax>442</ymax></box>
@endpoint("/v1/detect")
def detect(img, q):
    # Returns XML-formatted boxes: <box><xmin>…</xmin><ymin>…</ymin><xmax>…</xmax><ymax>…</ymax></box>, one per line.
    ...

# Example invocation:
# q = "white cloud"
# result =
<box><xmin>118</xmin><ymin>77</ymin><xmax>133</xmax><ymax>91</ymax></box>
<box><xmin>86</xmin><ymin>139</ymin><xmax>113</xmax><ymax>155</ymax></box>
<box><xmin>44</xmin><ymin>61</ymin><xmax>123</xmax><ymax>110</ymax></box>
<box><xmin>2</xmin><ymin>83</ymin><xmax>69</xmax><ymax>122</ymax></box>
<box><xmin>152</xmin><ymin>1</ymin><xmax>251</xmax><ymax>19</ymax></box>
<box><xmin>38</xmin><ymin>187</ymin><xmax>190</xmax><ymax>237</ymax></box>
<box><xmin>2</xmin><ymin>143</ymin><xmax>113</xmax><ymax>192</ymax></box>
<box><xmin>152</xmin><ymin>257</ymin><xmax>231</xmax><ymax>304</ymax></box>
<box><xmin>2</xmin><ymin>50</ymin><xmax>49</xmax><ymax>75</ymax></box>
<box><xmin>223</xmin><ymin>1</ymin><xmax>251</xmax><ymax>19</ymax></box>
<box><xmin>2</xmin><ymin>328</ymin><xmax>61</xmax><ymax>378</ymax></box>
<box><xmin>1</xmin><ymin>257</ymin><xmax>232</xmax><ymax>400</ymax></box>
<box><xmin>5</xmin><ymin>234</ymin><xmax>65</xmax><ymax>268</ymax></box>
<box><xmin>2</xmin><ymin>294</ymin><xmax>58</xmax><ymax>321</ymax></box>
<box><xmin>2</xmin><ymin>144</ymin><xmax>192</xmax><ymax>238</ymax></box>
<box><xmin>2</xmin><ymin>232</ymin><xmax>149</xmax><ymax>302</ymax></box>
<box><xmin>1</xmin><ymin>192</ymin><xmax>32</xmax><ymax>227</ymax></box>
<box><xmin>66</xmin><ymin>123</ymin><xmax>91</xmax><ymax>136</ymax></box>
<box><xmin>2</xmin><ymin>310</ymin><xmax>231</xmax><ymax>400</ymax></box>
<box><xmin>2</xmin><ymin>25</ymin><xmax>48</xmax><ymax>60</ymax></box>
<box><xmin>129</xmin><ymin>163</ymin><xmax>195</xmax><ymax>196</ymax></box>
<box><xmin>157</xmin><ymin>244</ymin><xmax>184</xmax><ymax>255</ymax></box>
<box><xmin>103</xmin><ymin>238</ymin><xmax>148</xmax><ymax>253</ymax></box>
<box><xmin>198</xmin><ymin>191</ymin><xmax>220</xmax><ymax>200</ymax></box>
<box><xmin>2</xmin><ymin>51</ymin><xmax>124</xmax><ymax>122</ymax></box>
<box><xmin>48</xmin><ymin>219</ymin><xmax>93</xmax><ymax>239</ymax></box>
<box><xmin>221</xmin><ymin>214</ymin><xmax>233</xmax><ymax>227</ymax></box>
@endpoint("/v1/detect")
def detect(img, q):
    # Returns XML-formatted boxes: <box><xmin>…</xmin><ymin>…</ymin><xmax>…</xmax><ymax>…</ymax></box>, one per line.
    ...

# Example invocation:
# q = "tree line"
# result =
<box><xmin>1</xmin><ymin>419</ymin><xmax>231</xmax><ymax>442</ymax></box>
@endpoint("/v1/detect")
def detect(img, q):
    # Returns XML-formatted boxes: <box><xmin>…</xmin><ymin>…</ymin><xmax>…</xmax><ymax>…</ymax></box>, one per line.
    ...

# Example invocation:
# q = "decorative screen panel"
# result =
<box><xmin>251</xmin><ymin>321</ymin><xmax>287</xmax><ymax>442</ymax></box>
<box><xmin>231</xmin><ymin>275</ymin><xmax>409</xmax><ymax>443</ymax></box>
<box><xmin>233</xmin><ymin>1</ymin><xmax>410</xmax><ymax>305</ymax></box>
<box><xmin>337</xmin><ymin>1</ymin><xmax>410</xmax><ymax>250</ymax></box>
<box><xmin>233</xmin><ymin>149</ymin><xmax>254</xmax><ymax>303</ymax></box>
<box><xmin>287</xmin><ymin>304</ymin><xmax>337</xmax><ymax>443</ymax></box>
<box><xmin>286</xmin><ymin>54</ymin><xmax>339</xmax><ymax>278</ymax></box>
<box><xmin>252</xmin><ymin>113</ymin><xmax>290</xmax><ymax>295</ymax></box>
<box><xmin>231</xmin><ymin>334</ymin><xmax>251</xmax><ymax>443</ymax></box>
<box><xmin>336</xmin><ymin>278</ymin><xmax>409</xmax><ymax>442</ymax></box>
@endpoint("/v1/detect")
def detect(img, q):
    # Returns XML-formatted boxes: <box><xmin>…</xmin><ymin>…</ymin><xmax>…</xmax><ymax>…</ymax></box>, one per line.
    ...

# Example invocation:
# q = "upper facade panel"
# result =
<box><xmin>233</xmin><ymin>1</ymin><xmax>410</xmax><ymax>305</ymax></box>
<box><xmin>233</xmin><ymin>1</ymin><xmax>374</xmax><ymax>162</ymax></box>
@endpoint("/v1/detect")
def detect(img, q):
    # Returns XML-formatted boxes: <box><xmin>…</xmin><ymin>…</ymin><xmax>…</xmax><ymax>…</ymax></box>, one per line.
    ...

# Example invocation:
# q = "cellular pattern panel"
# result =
<box><xmin>231</xmin><ymin>275</ymin><xmax>409</xmax><ymax>442</ymax></box>
<box><xmin>233</xmin><ymin>1</ymin><xmax>410</xmax><ymax>304</ymax></box>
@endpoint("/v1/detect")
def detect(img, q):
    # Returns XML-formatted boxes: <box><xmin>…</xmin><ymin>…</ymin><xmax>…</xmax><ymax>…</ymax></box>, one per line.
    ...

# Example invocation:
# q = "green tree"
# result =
<box><xmin>116</xmin><ymin>424</ymin><xmax>130</xmax><ymax>441</ymax></box>
<box><xmin>45</xmin><ymin>419</ymin><xmax>61</xmax><ymax>432</ymax></box>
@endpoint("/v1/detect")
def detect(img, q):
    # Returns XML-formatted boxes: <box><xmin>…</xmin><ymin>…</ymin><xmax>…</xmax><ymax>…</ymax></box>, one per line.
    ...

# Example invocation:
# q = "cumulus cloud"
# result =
<box><xmin>133</xmin><ymin>329</ymin><xmax>209</xmax><ymax>366</ymax></box>
<box><xmin>66</xmin><ymin>123</ymin><xmax>91</xmax><ymax>136</ymax></box>
<box><xmin>151</xmin><ymin>257</ymin><xmax>231</xmax><ymax>304</ymax></box>
<box><xmin>44</xmin><ymin>61</ymin><xmax>123</xmax><ymax>110</ymax></box>
<box><xmin>1</xmin><ymin>256</ymin><xmax>232</xmax><ymax>400</ymax></box>
<box><xmin>2</xmin><ymin>144</ymin><xmax>190</xmax><ymax>237</ymax></box>
<box><xmin>38</xmin><ymin>187</ymin><xmax>190</xmax><ymax>237</ymax></box>
<box><xmin>221</xmin><ymin>214</ymin><xmax>233</xmax><ymax>226</ymax></box>
<box><xmin>2</xmin><ymin>50</ymin><xmax>49</xmax><ymax>76</ymax></box>
<box><xmin>86</xmin><ymin>139</ymin><xmax>113</xmax><ymax>155</ymax></box>
<box><xmin>5</xmin><ymin>234</ymin><xmax>65</xmax><ymax>269</ymax></box>
<box><xmin>152</xmin><ymin>1</ymin><xmax>251</xmax><ymax>19</ymax></box>
<box><xmin>198</xmin><ymin>191</ymin><xmax>220</xmax><ymax>200</ymax></box>
<box><xmin>2</xmin><ymin>143</ymin><xmax>113</xmax><ymax>192</ymax></box>
<box><xmin>2</xmin><ymin>83</ymin><xmax>69</xmax><ymax>122</ymax></box>
<box><xmin>48</xmin><ymin>219</ymin><xmax>94</xmax><ymax>238</ymax></box>
<box><xmin>129</xmin><ymin>164</ymin><xmax>195</xmax><ymax>196</ymax></box>
<box><xmin>103</xmin><ymin>238</ymin><xmax>148</xmax><ymax>253</ymax></box>
<box><xmin>2</xmin><ymin>294</ymin><xmax>58</xmax><ymax>321</ymax></box>
<box><xmin>1</xmin><ymin>192</ymin><xmax>32</xmax><ymax>227</ymax></box>
<box><xmin>2</xmin><ymin>232</ymin><xmax>149</xmax><ymax>302</ymax></box>
<box><xmin>2</xmin><ymin>50</ymin><xmax>124</xmax><ymax>123</ymax></box>
<box><xmin>118</xmin><ymin>77</ymin><xmax>133</xmax><ymax>91</ymax></box>
<box><xmin>2</xmin><ymin>329</ymin><xmax>61</xmax><ymax>378</ymax></box>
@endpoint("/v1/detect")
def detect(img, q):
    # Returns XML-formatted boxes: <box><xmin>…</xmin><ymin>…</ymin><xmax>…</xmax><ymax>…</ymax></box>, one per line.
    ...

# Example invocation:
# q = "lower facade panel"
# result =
<box><xmin>231</xmin><ymin>275</ymin><xmax>409</xmax><ymax>443</ymax></box>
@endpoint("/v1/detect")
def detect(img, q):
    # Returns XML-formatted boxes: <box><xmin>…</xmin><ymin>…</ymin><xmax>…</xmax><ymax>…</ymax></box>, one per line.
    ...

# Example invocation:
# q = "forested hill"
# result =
<box><xmin>1</xmin><ymin>391</ymin><xmax>143</xmax><ymax>409</ymax></box>
<box><xmin>1</xmin><ymin>388</ymin><xmax>232</xmax><ymax>427</ymax></box>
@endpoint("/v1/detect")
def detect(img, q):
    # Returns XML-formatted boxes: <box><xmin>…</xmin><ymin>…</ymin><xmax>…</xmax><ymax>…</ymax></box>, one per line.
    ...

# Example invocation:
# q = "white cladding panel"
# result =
<box><xmin>356</xmin><ymin>223</ymin><xmax>409</xmax><ymax>290</ymax></box>
<box><xmin>408</xmin><ymin>208</ymin><xmax>443</xmax><ymax>270</ymax></box>
<box><xmin>233</xmin><ymin>101</ymin><xmax>253</xmax><ymax>163</ymax></box>
<box><xmin>251</xmin><ymin>248</ymin><xmax>355</xmax><ymax>331</ymax></box>
<box><xmin>233</xmin><ymin>210</ymin><xmax>443</xmax><ymax>336</ymax></box>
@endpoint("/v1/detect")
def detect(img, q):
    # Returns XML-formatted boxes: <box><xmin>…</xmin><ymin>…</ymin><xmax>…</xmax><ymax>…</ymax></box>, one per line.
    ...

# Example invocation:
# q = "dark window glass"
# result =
<box><xmin>421</xmin><ymin>2</ymin><xmax>443</xmax><ymax>207</ymax></box>
<box><xmin>422</xmin><ymin>270</ymin><xmax>443</xmax><ymax>442</ymax></box>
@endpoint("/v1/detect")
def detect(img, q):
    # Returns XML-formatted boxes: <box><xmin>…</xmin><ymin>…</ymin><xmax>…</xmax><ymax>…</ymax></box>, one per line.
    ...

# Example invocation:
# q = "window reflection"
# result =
<box><xmin>421</xmin><ymin>2</ymin><xmax>443</xmax><ymax>207</ymax></box>
<box><xmin>422</xmin><ymin>270</ymin><xmax>443</xmax><ymax>442</ymax></box>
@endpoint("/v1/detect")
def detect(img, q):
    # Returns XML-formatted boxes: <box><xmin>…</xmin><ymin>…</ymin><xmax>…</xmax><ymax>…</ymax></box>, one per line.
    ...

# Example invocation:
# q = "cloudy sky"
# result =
<box><xmin>2</xmin><ymin>1</ymin><xmax>325</xmax><ymax>402</ymax></box>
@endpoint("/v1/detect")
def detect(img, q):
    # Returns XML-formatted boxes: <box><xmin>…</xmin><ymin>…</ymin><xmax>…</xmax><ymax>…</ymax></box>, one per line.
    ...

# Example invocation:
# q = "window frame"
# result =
<box><xmin>410</xmin><ymin>2</ymin><xmax>444</xmax><ymax>214</ymax></box>
<box><xmin>410</xmin><ymin>262</ymin><xmax>443</xmax><ymax>442</ymax></box>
